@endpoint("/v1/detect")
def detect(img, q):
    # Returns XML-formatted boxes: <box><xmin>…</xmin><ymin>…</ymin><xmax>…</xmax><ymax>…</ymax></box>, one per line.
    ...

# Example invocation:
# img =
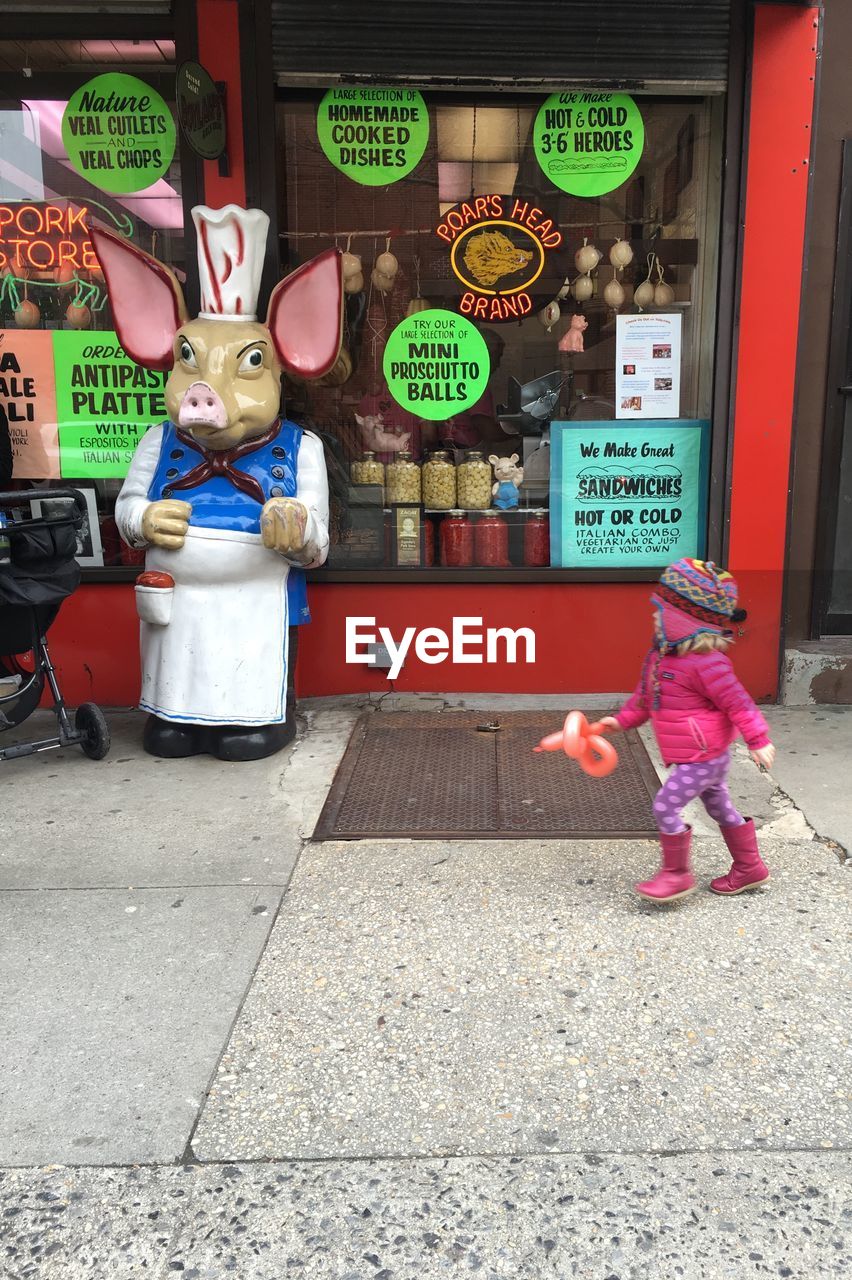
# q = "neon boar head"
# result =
<box><xmin>91</xmin><ymin>205</ymin><xmax>343</xmax><ymax>451</ymax></box>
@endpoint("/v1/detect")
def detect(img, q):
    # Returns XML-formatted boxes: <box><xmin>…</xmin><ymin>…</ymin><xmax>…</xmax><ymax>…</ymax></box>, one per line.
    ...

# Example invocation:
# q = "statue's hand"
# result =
<box><xmin>141</xmin><ymin>499</ymin><xmax>192</xmax><ymax>549</ymax></box>
<box><xmin>261</xmin><ymin>497</ymin><xmax>310</xmax><ymax>558</ymax></box>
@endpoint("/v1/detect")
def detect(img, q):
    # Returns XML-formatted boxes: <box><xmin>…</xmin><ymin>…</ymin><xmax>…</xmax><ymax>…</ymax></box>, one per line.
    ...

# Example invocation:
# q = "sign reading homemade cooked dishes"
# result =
<box><xmin>549</xmin><ymin>420</ymin><xmax>709</xmax><ymax>568</ymax></box>
<box><xmin>534</xmin><ymin>92</ymin><xmax>644</xmax><ymax>197</ymax></box>
<box><xmin>61</xmin><ymin>73</ymin><xmax>176</xmax><ymax>194</ymax></box>
<box><xmin>317</xmin><ymin>87</ymin><xmax>430</xmax><ymax>185</ymax></box>
<box><xmin>382</xmin><ymin>309</ymin><xmax>490</xmax><ymax>419</ymax></box>
<box><xmin>436</xmin><ymin>194</ymin><xmax>563</xmax><ymax>323</ymax></box>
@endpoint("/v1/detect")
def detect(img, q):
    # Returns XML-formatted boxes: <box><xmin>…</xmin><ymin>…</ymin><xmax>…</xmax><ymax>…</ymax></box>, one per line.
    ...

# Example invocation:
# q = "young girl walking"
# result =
<box><xmin>600</xmin><ymin>558</ymin><xmax>775</xmax><ymax>903</ymax></box>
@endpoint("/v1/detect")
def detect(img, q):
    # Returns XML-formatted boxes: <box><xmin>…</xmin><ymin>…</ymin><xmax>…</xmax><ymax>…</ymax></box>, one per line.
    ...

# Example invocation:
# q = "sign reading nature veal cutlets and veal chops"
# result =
<box><xmin>62</xmin><ymin>73</ymin><xmax>176</xmax><ymax>194</ymax></box>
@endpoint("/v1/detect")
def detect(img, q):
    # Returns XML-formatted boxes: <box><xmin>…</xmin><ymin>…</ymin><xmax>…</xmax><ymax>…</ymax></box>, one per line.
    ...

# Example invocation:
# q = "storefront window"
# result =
<box><xmin>279</xmin><ymin>91</ymin><xmax>723</xmax><ymax>573</ymax></box>
<box><xmin>0</xmin><ymin>40</ymin><xmax>184</xmax><ymax>569</ymax></box>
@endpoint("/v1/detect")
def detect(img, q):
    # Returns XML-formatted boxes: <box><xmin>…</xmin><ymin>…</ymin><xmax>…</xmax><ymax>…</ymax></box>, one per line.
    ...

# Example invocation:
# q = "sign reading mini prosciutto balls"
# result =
<box><xmin>317</xmin><ymin>87</ymin><xmax>429</xmax><ymax>186</ymax></box>
<box><xmin>534</xmin><ymin>91</ymin><xmax>644</xmax><ymax>197</ymax></box>
<box><xmin>62</xmin><ymin>73</ymin><xmax>176</xmax><ymax>194</ymax></box>
<box><xmin>383</xmin><ymin>310</ymin><xmax>490</xmax><ymax>420</ymax></box>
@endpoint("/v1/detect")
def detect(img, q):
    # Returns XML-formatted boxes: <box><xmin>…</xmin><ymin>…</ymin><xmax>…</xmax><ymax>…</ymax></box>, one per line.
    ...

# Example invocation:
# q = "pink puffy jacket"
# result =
<box><xmin>615</xmin><ymin>649</ymin><xmax>771</xmax><ymax>765</ymax></box>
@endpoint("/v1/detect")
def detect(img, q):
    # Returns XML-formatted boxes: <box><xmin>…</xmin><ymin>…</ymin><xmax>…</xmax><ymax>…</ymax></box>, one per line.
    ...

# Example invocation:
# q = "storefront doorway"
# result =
<box><xmin>815</xmin><ymin>137</ymin><xmax>852</xmax><ymax>636</ymax></box>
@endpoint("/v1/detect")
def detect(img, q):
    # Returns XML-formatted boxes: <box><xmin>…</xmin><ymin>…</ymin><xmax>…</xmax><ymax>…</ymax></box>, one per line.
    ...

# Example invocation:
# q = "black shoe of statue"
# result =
<box><xmin>213</xmin><ymin>718</ymin><xmax>297</xmax><ymax>762</ymax></box>
<box><xmin>142</xmin><ymin>714</ymin><xmax>207</xmax><ymax>758</ymax></box>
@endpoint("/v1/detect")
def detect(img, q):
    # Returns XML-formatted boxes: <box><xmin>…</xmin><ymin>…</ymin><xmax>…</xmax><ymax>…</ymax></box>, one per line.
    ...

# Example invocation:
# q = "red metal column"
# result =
<box><xmin>196</xmin><ymin>0</ymin><xmax>247</xmax><ymax>206</ymax></box>
<box><xmin>726</xmin><ymin>3</ymin><xmax>819</xmax><ymax>698</ymax></box>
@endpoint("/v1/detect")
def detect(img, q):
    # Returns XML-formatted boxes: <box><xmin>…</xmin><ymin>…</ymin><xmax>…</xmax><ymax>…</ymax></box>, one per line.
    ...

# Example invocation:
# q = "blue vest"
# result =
<box><xmin>148</xmin><ymin>419</ymin><xmax>311</xmax><ymax>624</ymax></box>
<box><xmin>147</xmin><ymin>419</ymin><xmax>302</xmax><ymax>535</ymax></box>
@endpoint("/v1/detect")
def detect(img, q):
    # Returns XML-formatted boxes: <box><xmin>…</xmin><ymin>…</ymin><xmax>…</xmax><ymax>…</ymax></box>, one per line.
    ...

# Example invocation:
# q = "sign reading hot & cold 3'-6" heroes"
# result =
<box><xmin>534</xmin><ymin>91</ymin><xmax>644</xmax><ymax>197</ymax></box>
<box><xmin>316</xmin><ymin>87</ymin><xmax>430</xmax><ymax>185</ymax></box>
<box><xmin>549</xmin><ymin>420</ymin><xmax>709</xmax><ymax>568</ymax></box>
<box><xmin>382</xmin><ymin>310</ymin><xmax>490</xmax><ymax>419</ymax></box>
<box><xmin>62</xmin><ymin>73</ymin><xmax>176</xmax><ymax>195</ymax></box>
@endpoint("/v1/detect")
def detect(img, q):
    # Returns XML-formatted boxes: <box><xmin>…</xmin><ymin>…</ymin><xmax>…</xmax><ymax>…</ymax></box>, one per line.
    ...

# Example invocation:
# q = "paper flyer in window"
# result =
<box><xmin>615</xmin><ymin>313</ymin><xmax>682</xmax><ymax>419</ymax></box>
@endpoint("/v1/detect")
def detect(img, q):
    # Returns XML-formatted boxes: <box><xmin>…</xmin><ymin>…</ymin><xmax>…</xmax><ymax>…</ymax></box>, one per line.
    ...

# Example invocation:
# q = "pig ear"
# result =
<box><xmin>90</xmin><ymin>223</ymin><xmax>187</xmax><ymax>371</ymax></box>
<box><xmin>266</xmin><ymin>247</ymin><xmax>343</xmax><ymax>379</ymax></box>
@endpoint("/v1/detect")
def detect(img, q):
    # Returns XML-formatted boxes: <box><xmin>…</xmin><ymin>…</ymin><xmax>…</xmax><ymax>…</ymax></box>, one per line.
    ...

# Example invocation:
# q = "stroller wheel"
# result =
<box><xmin>75</xmin><ymin>702</ymin><xmax>110</xmax><ymax>760</ymax></box>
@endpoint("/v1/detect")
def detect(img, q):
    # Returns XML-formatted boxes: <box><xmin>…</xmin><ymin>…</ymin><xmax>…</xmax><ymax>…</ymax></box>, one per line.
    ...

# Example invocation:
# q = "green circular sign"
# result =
<box><xmin>383</xmin><ymin>309</ymin><xmax>490</xmax><ymax>420</ymax></box>
<box><xmin>533</xmin><ymin>92</ymin><xmax>644</xmax><ymax>197</ymax></box>
<box><xmin>62</xmin><ymin>73</ymin><xmax>176</xmax><ymax>195</ymax></box>
<box><xmin>317</xmin><ymin>86</ymin><xmax>429</xmax><ymax>186</ymax></box>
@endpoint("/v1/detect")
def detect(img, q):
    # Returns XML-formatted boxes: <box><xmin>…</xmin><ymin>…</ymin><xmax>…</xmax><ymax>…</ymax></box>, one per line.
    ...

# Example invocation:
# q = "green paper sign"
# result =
<box><xmin>549</xmin><ymin>420</ymin><xmax>709</xmax><ymax>568</ymax></box>
<box><xmin>62</xmin><ymin>73</ymin><xmax>176</xmax><ymax>194</ymax></box>
<box><xmin>53</xmin><ymin>331</ymin><xmax>167</xmax><ymax>478</ymax></box>
<box><xmin>534</xmin><ymin>92</ymin><xmax>644</xmax><ymax>197</ymax></box>
<box><xmin>317</xmin><ymin>86</ymin><xmax>429</xmax><ymax>186</ymax></box>
<box><xmin>383</xmin><ymin>310</ymin><xmax>490</xmax><ymax>421</ymax></box>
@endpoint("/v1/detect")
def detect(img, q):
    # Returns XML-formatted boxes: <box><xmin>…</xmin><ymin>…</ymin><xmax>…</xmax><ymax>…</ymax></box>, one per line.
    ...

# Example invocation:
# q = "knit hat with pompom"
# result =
<box><xmin>651</xmin><ymin>558</ymin><xmax>746</xmax><ymax>649</ymax></box>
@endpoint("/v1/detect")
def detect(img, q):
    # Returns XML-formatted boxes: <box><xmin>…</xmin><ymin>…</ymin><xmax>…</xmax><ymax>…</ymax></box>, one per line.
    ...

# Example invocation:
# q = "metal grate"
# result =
<box><xmin>313</xmin><ymin>711</ymin><xmax>660</xmax><ymax>841</ymax></box>
<box><xmin>273</xmin><ymin>0</ymin><xmax>732</xmax><ymax>90</ymax></box>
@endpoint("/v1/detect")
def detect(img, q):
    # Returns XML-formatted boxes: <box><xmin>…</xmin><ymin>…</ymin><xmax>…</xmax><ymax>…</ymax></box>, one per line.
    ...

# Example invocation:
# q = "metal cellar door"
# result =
<box><xmin>313</xmin><ymin>712</ymin><xmax>661</xmax><ymax>841</ymax></box>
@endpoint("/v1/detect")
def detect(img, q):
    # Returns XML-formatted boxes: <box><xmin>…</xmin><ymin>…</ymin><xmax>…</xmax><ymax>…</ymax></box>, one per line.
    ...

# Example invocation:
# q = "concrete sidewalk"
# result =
<box><xmin>1</xmin><ymin>699</ymin><xmax>850</xmax><ymax>1278</ymax></box>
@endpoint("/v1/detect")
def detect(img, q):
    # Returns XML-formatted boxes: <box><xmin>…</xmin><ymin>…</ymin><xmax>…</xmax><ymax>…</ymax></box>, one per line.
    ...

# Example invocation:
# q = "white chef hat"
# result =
<box><xmin>192</xmin><ymin>204</ymin><xmax>269</xmax><ymax>322</ymax></box>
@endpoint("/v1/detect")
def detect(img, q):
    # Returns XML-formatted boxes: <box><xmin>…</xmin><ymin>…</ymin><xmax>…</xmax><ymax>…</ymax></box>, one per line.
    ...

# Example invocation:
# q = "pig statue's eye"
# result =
<box><xmin>179</xmin><ymin>339</ymin><xmax>197</xmax><ymax>368</ymax></box>
<box><xmin>238</xmin><ymin>346</ymin><xmax>265</xmax><ymax>374</ymax></box>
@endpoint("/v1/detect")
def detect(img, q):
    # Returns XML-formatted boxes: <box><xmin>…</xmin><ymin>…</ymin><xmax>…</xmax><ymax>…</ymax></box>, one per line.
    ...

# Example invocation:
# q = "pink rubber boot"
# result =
<box><xmin>710</xmin><ymin>818</ymin><xmax>770</xmax><ymax>894</ymax></box>
<box><xmin>635</xmin><ymin>828</ymin><xmax>696</xmax><ymax>902</ymax></box>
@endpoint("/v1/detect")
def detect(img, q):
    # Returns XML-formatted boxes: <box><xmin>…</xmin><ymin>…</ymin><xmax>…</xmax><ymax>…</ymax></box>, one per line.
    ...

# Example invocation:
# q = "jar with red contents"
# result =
<box><xmin>474</xmin><ymin>512</ymin><xmax>511</xmax><ymax>567</ymax></box>
<box><xmin>423</xmin><ymin>515</ymin><xmax>435</xmax><ymax>566</ymax></box>
<box><xmin>523</xmin><ymin>510</ymin><xmax>550</xmax><ymax>566</ymax></box>
<box><xmin>439</xmin><ymin>511</ymin><xmax>474</xmax><ymax>567</ymax></box>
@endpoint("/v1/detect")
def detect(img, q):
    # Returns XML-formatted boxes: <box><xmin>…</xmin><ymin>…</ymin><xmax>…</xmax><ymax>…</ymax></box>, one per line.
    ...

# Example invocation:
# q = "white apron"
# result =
<box><xmin>139</xmin><ymin>525</ymin><xmax>289</xmax><ymax>725</ymax></box>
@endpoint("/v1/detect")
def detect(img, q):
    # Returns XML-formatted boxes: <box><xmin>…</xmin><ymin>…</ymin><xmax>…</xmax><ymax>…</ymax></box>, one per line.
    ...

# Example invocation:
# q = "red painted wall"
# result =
<box><xmin>725</xmin><ymin>3</ymin><xmax>819</xmax><ymax>699</ymax></box>
<box><xmin>196</xmin><ymin>0</ymin><xmax>246</xmax><ymax>207</ymax></box>
<box><xmin>42</xmin><ymin>3</ymin><xmax>819</xmax><ymax>708</ymax></box>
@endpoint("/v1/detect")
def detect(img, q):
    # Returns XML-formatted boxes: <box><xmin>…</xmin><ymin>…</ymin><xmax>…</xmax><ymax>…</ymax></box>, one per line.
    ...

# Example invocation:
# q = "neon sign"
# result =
<box><xmin>435</xmin><ymin>194</ymin><xmax>564</xmax><ymax>324</ymax></box>
<box><xmin>0</xmin><ymin>203</ymin><xmax>98</xmax><ymax>272</ymax></box>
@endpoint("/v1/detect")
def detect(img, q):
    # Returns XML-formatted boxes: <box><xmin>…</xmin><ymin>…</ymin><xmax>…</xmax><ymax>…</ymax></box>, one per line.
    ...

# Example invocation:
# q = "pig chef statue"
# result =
<box><xmin>92</xmin><ymin>206</ymin><xmax>342</xmax><ymax>760</ymax></box>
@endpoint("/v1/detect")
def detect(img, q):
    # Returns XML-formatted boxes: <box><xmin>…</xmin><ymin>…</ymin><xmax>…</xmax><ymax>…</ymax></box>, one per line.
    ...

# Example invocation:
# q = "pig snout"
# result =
<box><xmin>178</xmin><ymin>382</ymin><xmax>228</xmax><ymax>431</ymax></box>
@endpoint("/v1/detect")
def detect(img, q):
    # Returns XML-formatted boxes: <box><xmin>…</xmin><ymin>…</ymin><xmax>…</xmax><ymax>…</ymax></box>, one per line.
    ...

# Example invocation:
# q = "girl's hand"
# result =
<box><xmin>751</xmin><ymin>744</ymin><xmax>776</xmax><ymax>770</ymax></box>
<box><xmin>597</xmin><ymin>716</ymin><xmax>622</xmax><ymax>734</ymax></box>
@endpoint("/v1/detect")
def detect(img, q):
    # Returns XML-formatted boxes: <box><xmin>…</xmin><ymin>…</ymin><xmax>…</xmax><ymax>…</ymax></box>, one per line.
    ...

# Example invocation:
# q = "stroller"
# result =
<box><xmin>0</xmin><ymin>488</ymin><xmax>110</xmax><ymax>763</ymax></box>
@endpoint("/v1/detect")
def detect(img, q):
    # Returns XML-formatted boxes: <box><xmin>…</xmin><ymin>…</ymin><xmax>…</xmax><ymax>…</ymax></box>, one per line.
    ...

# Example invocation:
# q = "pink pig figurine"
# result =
<box><xmin>355</xmin><ymin>412</ymin><xmax>411</xmax><ymax>453</ymax></box>
<box><xmin>558</xmin><ymin>314</ymin><xmax>588</xmax><ymax>354</ymax></box>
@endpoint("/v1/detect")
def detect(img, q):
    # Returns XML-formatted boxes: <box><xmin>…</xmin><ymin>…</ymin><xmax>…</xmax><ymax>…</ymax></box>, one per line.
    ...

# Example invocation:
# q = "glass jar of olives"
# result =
<box><xmin>350</xmin><ymin>451</ymin><xmax>385</xmax><ymax>487</ymax></box>
<box><xmin>422</xmin><ymin>450</ymin><xmax>457</xmax><ymax>510</ymax></box>
<box><xmin>457</xmin><ymin>450</ymin><xmax>492</xmax><ymax>510</ymax></box>
<box><xmin>385</xmin><ymin>451</ymin><xmax>422</xmax><ymax>504</ymax></box>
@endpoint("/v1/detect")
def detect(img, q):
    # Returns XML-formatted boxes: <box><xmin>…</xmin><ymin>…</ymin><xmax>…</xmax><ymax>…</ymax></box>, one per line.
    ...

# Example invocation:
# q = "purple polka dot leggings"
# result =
<box><xmin>653</xmin><ymin>749</ymin><xmax>744</xmax><ymax>835</ymax></box>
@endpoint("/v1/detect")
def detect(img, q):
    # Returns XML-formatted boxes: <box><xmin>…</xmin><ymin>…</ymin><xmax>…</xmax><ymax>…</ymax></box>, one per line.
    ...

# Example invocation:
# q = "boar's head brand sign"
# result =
<box><xmin>436</xmin><ymin>194</ymin><xmax>563</xmax><ymax>324</ymax></box>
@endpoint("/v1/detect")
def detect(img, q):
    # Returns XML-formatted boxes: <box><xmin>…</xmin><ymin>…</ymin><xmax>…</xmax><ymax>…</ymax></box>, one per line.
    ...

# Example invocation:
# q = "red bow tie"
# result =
<box><xmin>169</xmin><ymin>422</ymin><xmax>281</xmax><ymax>506</ymax></box>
